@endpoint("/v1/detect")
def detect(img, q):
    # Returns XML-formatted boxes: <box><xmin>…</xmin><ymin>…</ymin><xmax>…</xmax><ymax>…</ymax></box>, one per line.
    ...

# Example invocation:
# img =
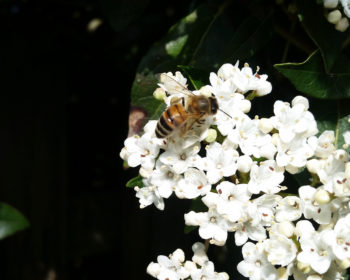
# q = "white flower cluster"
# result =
<box><xmin>324</xmin><ymin>0</ymin><xmax>350</xmax><ymax>31</ymax></box>
<box><xmin>147</xmin><ymin>242</ymin><xmax>229</xmax><ymax>280</ymax></box>
<box><xmin>120</xmin><ymin>62</ymin><xmax>350</xmax><ymax>279</ymax></box>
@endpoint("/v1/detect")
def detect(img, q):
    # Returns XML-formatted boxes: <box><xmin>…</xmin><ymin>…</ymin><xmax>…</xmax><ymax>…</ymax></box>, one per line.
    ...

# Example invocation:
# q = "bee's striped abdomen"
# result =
<box><xmin>155</xmin><ymin>104</ymin><xmax>187</xmax><ymax>138</ymax></box>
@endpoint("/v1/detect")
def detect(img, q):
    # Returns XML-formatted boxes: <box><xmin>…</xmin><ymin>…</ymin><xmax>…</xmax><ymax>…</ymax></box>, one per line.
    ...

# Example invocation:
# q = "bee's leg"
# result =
<box><xmin>170</xmin><ymin>96</ymin><xmax>185</xmax><ymax>105</ymax></box>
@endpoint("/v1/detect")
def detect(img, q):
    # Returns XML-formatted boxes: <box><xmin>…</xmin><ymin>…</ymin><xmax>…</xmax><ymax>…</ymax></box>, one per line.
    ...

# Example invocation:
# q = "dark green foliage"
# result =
<box><xmin>0</xmin><ymin>203</ymin><xmax>29</xmax><ymax>240</ymax></box>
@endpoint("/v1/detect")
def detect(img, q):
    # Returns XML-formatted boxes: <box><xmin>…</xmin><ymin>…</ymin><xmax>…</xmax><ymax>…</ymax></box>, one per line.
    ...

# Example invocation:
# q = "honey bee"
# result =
<box><xmin>155</xmin><ymin>73</ymin><xmax>219</xmax><ymax>139</ymax></box>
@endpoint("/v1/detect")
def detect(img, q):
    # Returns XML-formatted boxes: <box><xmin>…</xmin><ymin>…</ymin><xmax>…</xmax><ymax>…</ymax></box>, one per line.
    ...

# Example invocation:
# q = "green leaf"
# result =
<box><xmin>0</xmin><ymin>202</ymin><xmax>29</xmax><ymax>239</ymax></box>
<box><xmin>296</xmin><ymin>0</ymin><xmax>346</xmax><ymax>72</ymax></box>
<box><xmin>177</xmin><ymin>65</ymin><xmax>208</xmax><ymax>90</ymax></box>
<box><xmin>129</xmin><ymin>2</ymin><xmax>275</xmax><ymax>130</ymax></box>
<box><xmin>126</xmin><ymin>175</ymin><xmax>144</xmax><ymax>188</ymax></box>
<box><xmin>184</xmin><ymin>225</ymin><xmax>197</xmax><ymax>234</ymax></box>
<box><xmin>312</xmin><ymin>98</ymin><xmax>350</xmax><ymax>153</ymax></box>
<box><xmin>189</xmin><ymin>5</ymin><xmax>274</xmax><ymax>69</ymax></box>
<box><xmin>218</xmin><ymin>12</ymin><xmax>274</xmax><ymax>65</ymax></box>
<box><xmin>274</xmin><ymin>51</ymin><xmax>350</xmax><ymax>99</ymax></box>
<box><xmin>100</xmin><ymin>0</ymin><xmax>149</xmax><ymax>32</ymax></box>
<box><xmin>336</xmin><ymin>114</ymin><xmax>350</xmax><ymax>152</ymax></box>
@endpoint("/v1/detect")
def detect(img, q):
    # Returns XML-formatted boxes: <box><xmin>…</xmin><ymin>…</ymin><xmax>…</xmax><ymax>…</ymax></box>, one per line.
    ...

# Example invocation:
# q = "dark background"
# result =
<box><xmin>0</xmin><ymin>0</ymin><xmax>207</xmax><ymax>279</ymax></box>
<box><xmin>0</xmin><ymin>0</ymin><xmax>321</xmax><ymax>279</ymax></box>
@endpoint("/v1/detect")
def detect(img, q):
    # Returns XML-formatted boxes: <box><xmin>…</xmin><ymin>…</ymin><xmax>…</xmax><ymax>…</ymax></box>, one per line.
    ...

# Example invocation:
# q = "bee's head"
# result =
<box><xmin>209</xmin><ymin>97</ymin><xmax>218</xmax><ymax>115</ymax></box>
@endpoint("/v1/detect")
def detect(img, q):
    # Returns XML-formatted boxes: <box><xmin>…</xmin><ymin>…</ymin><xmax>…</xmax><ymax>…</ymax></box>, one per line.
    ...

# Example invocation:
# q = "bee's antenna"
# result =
<box><xmin>219</xmin><ymin>108</ymin><xmax>232</xmax><ymax>118</ymax></box>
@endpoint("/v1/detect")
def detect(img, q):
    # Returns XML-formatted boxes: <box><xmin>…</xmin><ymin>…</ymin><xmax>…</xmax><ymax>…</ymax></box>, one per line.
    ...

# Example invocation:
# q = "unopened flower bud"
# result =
<box><xmin>237</xmin><ymin>155</ymin><xmax>253</xmax><ymax>173</ymax></box>
<box><xmin>87</xmin><ymin>18</ymin><xmax>103</xmax><ymax>32</ymax></box>
<box><xmin>306</xmin><ymin>159</ymin><xmax>321</xmax><ymax>174</ymax></box>
<box><xmin>146</xmin><ymin>262</ymin><xmax>161</xmax><ymax>277</ymax></box>
<box><xmin>295</xmin><ymin>220</ymin><xmax>314</xmax><ymax>237</ymax></box>
<box><xmin>292</xmin><ymin>95</ymin><xmax>309</xmax><ymax>110</ymax></box>
<box><xmin>218</xmin><ymin>63</ymin><xmax>234</xmax><ymax>80</ymax></box>
<box><xmin>323</xmin><ymin>0</ymin><xmax>338</xmax><ymax>8</ymax></box>
<box><xmin>336</xmin><ymin>257</ymin><xmax>350</xmax><ymax>269</ymax></box>
<box><xmin>153</xmin><ymin>87</ymin><xmax>166</xmax><ymax>101</ymax></box>
<box><xmin>171</xmin><ymin>249</ymin><xmax>185</xmax><ymax>263</ymax></box>
<box><xmin>297</xmin><ymin>261</ymin><xmax>311</xmax><ymax>274</ymax></box>
<box><xmin>334</xmin><ymin>149</ymin><xmax>349</xmax><ymax>162</ymax></box>
<box><xmin>184</xmin><ymin>260</ymin><xmax>197</xmax><ymax>272</ymax></box>
<box><xmin>314</xmin><ymin>188</ymin><xmax>331</xmax><ymax>205</ymax></box>
<box><xmin>139</xmin><ymin>167</ymin><xmax>153</xmax><ymax>178</ymax></box>
<box><xmin>327</xmin><ymin>9</ymin><xmax>342</xmax><ymax>24</ymax></box>
<box><xmin>218</xmin><ymin>272</ymin><xmax>230</xmax><ymax>280</ymax></box>
<box><xmin>192</xmin><ymin>242</ymin><xmax>205</xmax><ymax>253</ymax></box>
<box><xmin>335</xmin><ymin>17</ymin><xmax>349</xmax><ymax>32</ymax></box>
<box><xmin>199</xmin><ymin>85</ymin><xmax>212</xmax><ymax>97</ymax></box>
<box><xmin>258</xmin><ymin>118</ymin><xmax>273</xmax><ymax>134</ymax></box>
<box><xmin>240</xmin><ymin>99</ymin><xmax>251</xmax><ymax>113</ymax></box>
<box><xmin>278</xmin><ymin>221</ymin><xmax>295</xmax><ymax>238</ymax></box>
<box><xmin>205</xmin><ymin>129</ymin><xmax>217</xmax><ymax>143</ymax></box>
<box><xmin>192</xmin><ymin>243</ymin><xmax>208</xmax><ymax>266</ymax></box>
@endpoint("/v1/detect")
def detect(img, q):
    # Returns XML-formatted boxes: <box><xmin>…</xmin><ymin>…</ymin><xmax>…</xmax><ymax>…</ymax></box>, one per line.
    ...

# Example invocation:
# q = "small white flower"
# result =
<box><xmin>264</xmin><ymin>233</ymin><xmax>297</xmax><ymax>266</ymax></box>
<box><xmin>184</xmin><ymin>208</ymin><xmax>233</xmax><ymax>246</ymax></box>
<box><xmin>254</xmin><ymin>194</ymin><xmax>281</xmax><ymax>226</ymax></box>
<box><xmin>150</xmin><ymin>250</ymin><xmax>190</xmax><ymax>280</ymax></box>
<box><xmin>237</xmin><ymin>242</ymin><xmax>278</xmax><ymax>280</ymax></box>
<box><xmin>248</xmin><ymin>160</ymin><xmax>285</xmax><ymax>194</ymax></box>
<box><xmin>205</xmin><ymin>181</ymin><xmax>250</xmax><ymax>222</ymax></box>
<box><xmin>270</xmin><ymin>96</ymin><xmax>318</xmax><ymax>143</ymax></box>
<box><xmin>121</xmin><ymin>133</ymin><xmax>160</xmax><ymax>169</ymax></box>
<box><xmin>175</xmin><ymin>168</ymin><xmax>211</xmax><ymax>199</ymax></box>
<box><xmin>135</xmin><ymin>182</ymin><xmax>165</xmax><ymax>210</ymax></box>
<box><xmin>228</xmin><ymin>116</ymin><xmax>277</xmax><ymax>159</ymax></box>
<box><xmin>274</xmin><ymin>133</ymin><xmax>317</xmax><ymax>172</ymax></box>
<box><xmin>149</xmin><ymin>163</ymin><xmax>181</xmax><ymax>199</ymax></box>
<box><xmin>325</xmin><ymin>213</ymin><xmax>350</xmax><ymax>260</ymax></box>
<box><xmin>315</xmin><ymin>150</ymin><xmax>348</xmax><ymax>194</ymax></box>
<box><xmin>213</xmin><ymin>93</ymin><xmax>251</xmax><ymax>136</ymax></box>
<box><xmin>191</xmin><ymin>261</ymin><xmax>229</xmax><ymax>280</ymax></box>
<box><xmin>315</xmin><ymin>130</ymin><xmax>336</xmax><ymax>158</ymax></box>
<box><xmin>233</xmin><ymin>201</ymin><xmax>267</xmax><ymax>245</ymax></box>
<box><xmin>297</xmin><ymin>229</ymin><xmax>335</xmax><ymax>274</ymax></box>
<box><xmin>299</xmin><ymin>185</ymin><xmax>332</xmax><ymax>224</ymax></box>
<box><xmin>202</xmin><ymin>142</ymin><xmax>239</xmax><ymax>184</ymax></box>
<box><xmin>158</xmin><ymin>71</ymin><xmax>188</xmax><ymax>105</ymax></box>
<box><xmin>159</xmin><ymin>141</ymin><xmax>201</xmax><ymax>174</ymax></box>
<box><xmin>234</xmin><ymin>220</ymin><xmax>267</xmax><ymax>246</ymax></box>
<box><xmin>275</xmin><ymin>196</ymin><xmax>303</xmax><ymax>222</ymax></box>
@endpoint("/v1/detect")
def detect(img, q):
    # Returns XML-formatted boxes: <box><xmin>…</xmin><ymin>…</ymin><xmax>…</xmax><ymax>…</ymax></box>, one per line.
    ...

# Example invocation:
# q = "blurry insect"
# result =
<box><xmin>155</xmin><ymin>73</ymin><xmax>222</xmax><ymax>139</ymax></box>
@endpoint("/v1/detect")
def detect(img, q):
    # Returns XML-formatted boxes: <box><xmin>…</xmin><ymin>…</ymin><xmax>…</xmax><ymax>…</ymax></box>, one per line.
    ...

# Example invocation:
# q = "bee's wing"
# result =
<box><xmin>180</xmin><ymin>112</ymin><xmax>205</xmax><ymax>136</ymax></box>
<box><xmin>158</xmin><ymin>73</ymin><xmax>194</xmax><ymax>96</ymax></box>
